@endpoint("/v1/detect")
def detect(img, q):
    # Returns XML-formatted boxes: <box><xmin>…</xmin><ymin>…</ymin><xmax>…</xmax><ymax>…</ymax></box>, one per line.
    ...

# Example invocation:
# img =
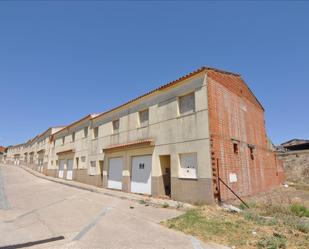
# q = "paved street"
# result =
<box><xmin>0</xmin><ymin>165</ymin><xmax>226</xmax><ymax>249</ymax></box>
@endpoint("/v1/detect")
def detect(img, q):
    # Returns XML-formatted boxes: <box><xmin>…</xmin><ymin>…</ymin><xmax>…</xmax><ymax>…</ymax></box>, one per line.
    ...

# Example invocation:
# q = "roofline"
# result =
<box><xmin>92</xmin><ymin>66</ymin><xmax>261</xmax><ymax>122</ymax></box>
<box><xmin>281</xmin><ymin>138</ymin><xmax>309</xmax><ymax>146</ymax></box>
<box><xmin>239</xmin><ymin>76</ymin><xmax>265</xmax><ymax>111</ymax></box>
<box><xmin>92</xmin><ymin>67</ymin><xmax>208</xmax><ymax>122</ymax></box>
<box><xmin>52</xmin><ymin>113</ymin><xmax>99</xmax><ymax>137</ymax></box>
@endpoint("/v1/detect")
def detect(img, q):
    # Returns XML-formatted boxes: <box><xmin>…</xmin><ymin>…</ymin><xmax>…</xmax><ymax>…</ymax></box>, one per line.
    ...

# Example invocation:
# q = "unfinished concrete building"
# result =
<box><xmin>5</xmin><ymin>67</ymin><xmax>285</xmax><ymax>203</ymax></box>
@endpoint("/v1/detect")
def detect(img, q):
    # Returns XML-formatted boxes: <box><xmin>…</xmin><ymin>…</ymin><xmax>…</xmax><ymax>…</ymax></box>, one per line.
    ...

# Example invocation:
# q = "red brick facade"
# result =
<box><xmin>206</xmin><ymin>70</ymin><xmax>285</xmax><ymax>201</ymax></box>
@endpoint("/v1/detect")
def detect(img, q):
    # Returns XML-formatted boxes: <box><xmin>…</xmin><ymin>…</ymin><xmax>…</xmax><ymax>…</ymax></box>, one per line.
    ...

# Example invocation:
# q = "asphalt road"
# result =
<box><xmin>0</xmin><ymin>165</ymin><xmax>227</xmax><ymax>249</ymax></box>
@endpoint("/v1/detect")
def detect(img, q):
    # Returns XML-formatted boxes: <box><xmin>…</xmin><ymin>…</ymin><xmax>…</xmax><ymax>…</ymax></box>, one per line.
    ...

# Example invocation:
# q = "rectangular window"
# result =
<box><xmin>178</xmin><ymin>92</ymin><xmax>195</xmax><ymax>115</ymax></box>
<box><xmin>179</xmin><ymin>153</ymin><xmax>197</xmax><ymax>179</ymax></box>
<box><xmin>113</xmin><ymin>119</ymin><xmax>119</xmax><ymax>133</ymax></box>
<box><xmin>90</xmin><ymin>161</ymin><xmax>96</xmax><ymax>176</ymax></box>
<box><xmin>72</xmin><ymin>132</ymin><xmax>75</xmax><ymax>142</ymax></box>
<box><xmin>62</xmin><ymin>137</ymin><xmax>65</xmax><ymax>145</ymax></box>
<box><xmin>139</xmin><ymin>109</ymin><xmax>149</xmax><ymax>127</ymax></box>
<box><xmin>84</xmin><ymin>127</ymin><xmax>88</xmax><ymax>138</ymax></box>
<box><xmin>233</xmin><ymin>142</ymin><xmax>239</xmax><ymax>154</ymax></box>
<box><xmin>248</xmin><ymin>145</ymin><xmax>255</xmax><ymax>160</ymax></box>
<box><xmin>81</xmin><ymin>156</ymin><xmax>86</xmax><ymax>163</ymax></box>
<box><xmin>93</xmin><ymin>127</ymin><xmax>99</xmax><ymax>139</ymax></box>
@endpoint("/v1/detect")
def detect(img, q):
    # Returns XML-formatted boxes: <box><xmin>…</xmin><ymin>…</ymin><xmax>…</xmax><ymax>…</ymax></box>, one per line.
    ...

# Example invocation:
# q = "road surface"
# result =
<box><xmin>0</xmin><ymin>165</ymin><xmax>227</xmax><ymax>249</ymax></box>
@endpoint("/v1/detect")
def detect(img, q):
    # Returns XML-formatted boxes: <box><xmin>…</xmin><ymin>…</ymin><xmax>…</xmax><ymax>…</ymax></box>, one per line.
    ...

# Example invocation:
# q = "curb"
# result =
<box><xmin>11</xmin><ymin>164</ymin><xmax>192</xmax><ymax>210</ymax></box>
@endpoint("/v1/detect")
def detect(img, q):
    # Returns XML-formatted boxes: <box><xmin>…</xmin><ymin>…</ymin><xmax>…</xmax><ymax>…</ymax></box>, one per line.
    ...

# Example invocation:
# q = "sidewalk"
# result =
<box><xmin>4</xmin><ymin>163</ymin><xmax>193</xmax><ymax>210</ymax></box>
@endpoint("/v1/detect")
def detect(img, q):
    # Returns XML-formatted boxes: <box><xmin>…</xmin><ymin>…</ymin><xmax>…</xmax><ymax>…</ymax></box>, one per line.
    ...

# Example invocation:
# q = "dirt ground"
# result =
<box><xmin>165</xmin><ymin>184</ymin><xmax>309</xmax><ymax>249</ymax></box>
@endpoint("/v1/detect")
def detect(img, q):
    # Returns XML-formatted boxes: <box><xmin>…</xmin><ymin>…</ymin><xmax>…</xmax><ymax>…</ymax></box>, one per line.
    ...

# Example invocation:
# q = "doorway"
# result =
<box><xmin>159</xmin><ymin>155</ymin><xmax>171</xmax><ymax>196</ymax></box>
<box><xmin>99</xmin><ymin>160</ymin><xmax>104</xmax><ymax>186</ymax></box>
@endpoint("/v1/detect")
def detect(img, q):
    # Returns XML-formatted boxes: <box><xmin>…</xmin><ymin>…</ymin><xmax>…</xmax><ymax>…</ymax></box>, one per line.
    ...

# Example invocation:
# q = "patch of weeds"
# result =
<box><xmin>166</xmin><ymin>208</ymin><xmax>251</xmax><ymax>247</ymax></box>
<box><xmin>138</xmin><ymin>199</ymin><xmax>146</xmax><ymax>205</ymax></box>
<box><xmin>295</xmin><ymin>220</ymin><xmax>309</xmax><ymax>233</ymax></box>
<box><xmin>290</xmin><ymin>204</ymin><xmax>309</xmax><ymax>218</ymax></box>
<box><xmin>243</xmin><ymin>211</ymin><xmax>276</xmax><ymax>226</ymax></box>
<box><xmin>262</xmin><ymin>204</ymin><xmax>290</xmax><ymax>217</ymax></box>
<box><xmin>239</xmin><ymin>203</ymin><xmax>249</xmax><ymax>210</ymax></box>
<box><xmin>162</xmin><ymin>203</ymin><xmax>169</xmax><ymax>208</ymax></box>
<box><xmin>129</xmin><ymin>206</ymin><xmax>134</xmax><ymax>209</ymax></box>
<box><xmin>257</xmin><ymin>233</ymin><xmax>287</xmax><ymax>249</ymax></box>
<box><xmin>193</xmin><ymin>201</ymin><xmax>205</xmax><ymax>206</ymax></box>
<box><xmin>283</xmin><ymin>216</ymin><xmax>309</xmax><ymax>233</ymax></box>
<box><xmin>243</xmin><ymin>201</ymin><xmax>259</xmax><ymax>209</ymax></box>
<box><xmin>294</xmin><ymin>182</ymin><xmax>309</xmax><ymax>192</ymax></box>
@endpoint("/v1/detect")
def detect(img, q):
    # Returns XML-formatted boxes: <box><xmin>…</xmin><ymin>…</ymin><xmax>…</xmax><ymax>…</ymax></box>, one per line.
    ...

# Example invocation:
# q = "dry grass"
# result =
<box><xmin>163</xmin><ymin>186</ymin><xmax>309</xmax><ymax>249</ymax></box>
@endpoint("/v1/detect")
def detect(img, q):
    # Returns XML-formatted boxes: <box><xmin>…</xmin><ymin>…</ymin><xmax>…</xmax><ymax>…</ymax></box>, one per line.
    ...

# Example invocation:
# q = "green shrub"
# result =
<box><xmin>243</xmin><ymin>211</ymin><xmax>277</xmax><ymax>226</ymax></box>
<box><xmin>239</xmin><ymin>203</ymin><xmax>248</xmax><ymax>210</ymax></box>
<box><xmin>290</xmin><ymin>204</ymin><xmax>309</xmax><ymax>218</ymax></box>
<box><xmin>257</xmin><ymin>233</ymin><xmax>287</xmax><ymax>249</ymax></box>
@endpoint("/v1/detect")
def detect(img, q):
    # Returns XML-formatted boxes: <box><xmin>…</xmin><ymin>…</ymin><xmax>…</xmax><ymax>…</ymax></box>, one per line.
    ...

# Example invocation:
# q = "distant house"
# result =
<box><xmin>0</xmin><ymin>146</ymin><xmax>6</xmax><ymax>163</ymax></box>
<box><xmin>279</xmin><ymin>139</ymin><xmax>309</xmax><ymax>151</ymax></box>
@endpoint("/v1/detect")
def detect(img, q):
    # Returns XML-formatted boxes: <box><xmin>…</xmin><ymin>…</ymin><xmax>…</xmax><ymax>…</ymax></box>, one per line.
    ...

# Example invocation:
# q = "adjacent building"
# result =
<box><xmin>5</xmin><ymin>66</ymin><xmax>285</xmax><ymax>204</ymax></box>
<box><xmin>276</xmin><ymin>139</ymin><xmax>309</xmax><ymax>183</ymax></box>
<box><xmin>0</xmin><ymin>146</ymin><xmax>6</xmax><ymax>163</ymax></box>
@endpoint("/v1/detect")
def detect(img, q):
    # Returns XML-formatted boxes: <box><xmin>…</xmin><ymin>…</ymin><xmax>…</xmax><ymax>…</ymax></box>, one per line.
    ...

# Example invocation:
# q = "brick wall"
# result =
<box><xmin>207</xmin><ymin>70</ymin><xmax>284</xmax><ymax>201</ymax></box>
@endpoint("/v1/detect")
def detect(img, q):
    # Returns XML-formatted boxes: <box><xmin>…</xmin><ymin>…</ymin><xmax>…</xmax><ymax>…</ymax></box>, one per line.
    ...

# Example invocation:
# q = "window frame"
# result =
<box><xmin>178</xmin><ymin>92</ymin><xmax>196</xmax><ymax>116</ymax></box>
<box><xmin>93</xmin><ymin>127</ymin><xmax>99</xmax><ymax>139</ymax></box>
<box><xmin>178</xmin><ymin>152</ymin><xmax>198</xmax><ymax>179</ymax></box>
<box><xmin>84</xmin><ymin>127</ymin><xmax>88</xmax><ymax>138</ymax></box>
<box><xmin>138</xmin><ymin>108</ymin><xmax>149</xmax><ymax>127</ymax></box>
<box><xmin>89</xmin><ymin>161</ymin><xmax>96</xmax><ymax>176</ymax></box>
<box><xmin>112</xmin><ymin>119</ymin><xmax>120</xmax><ymax>133</ymax></box>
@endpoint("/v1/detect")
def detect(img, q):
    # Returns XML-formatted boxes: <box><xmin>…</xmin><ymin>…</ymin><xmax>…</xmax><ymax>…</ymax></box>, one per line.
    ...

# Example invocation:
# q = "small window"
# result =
<box><xmin>81</xmin><ymin>156</ymin><xmax>86</xmax><ymax>163</ymax></box>
<box><xmin>248</xmin><ymin>145</ymin><xmax>255</xmax><ymax>160</ymax></box>
<box><xmin>84</xmin><ymin>127</ymin><xmax>88</xmax><ymax>138</ymax></box>
<box><xmin>113</xmin><ymin>119</ymin><xmax>119</xmax><ymax>133</ymax></box>
<box><xmin>90</xmin><ymin>161</ymin><xmax>96</xmax><ymax>176</ymax></box>
<box><xmin>93</xmin><ymin>127</ymin><xmax>99</xmax><ymax>139</ymax></box>
<box><xmin>139</xmin><ymin>109</ymin><xmax>149</xmax><ymax>127</ymax></box>
<box><xmin>179</xmin><ymin>153</ymin><xmax>197</xmax><ymax>179</ymax></box>
<box><xmin>233</xmin><ymin>143</ymin><xmax>239</xmax><ymax>154</ymax></box>
<box><xmin>178</xmin><ymin>92</ymin><xmax>195</xmax><ymax>115</ymax></box>
<box><xmin>72</xmin><ymin>132</ymin><xmax>75</xmax><ymax>142</ymax></box>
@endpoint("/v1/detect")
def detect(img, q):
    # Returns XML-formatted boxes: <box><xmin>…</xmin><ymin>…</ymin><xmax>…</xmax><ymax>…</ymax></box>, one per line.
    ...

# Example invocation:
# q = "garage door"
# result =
<box><xmin>108</xmin><ymin>157</ymin><xmax>123</xmax><ymax>190</ymax></box>
<box><xmin>66</xmin><ymin>159</ymin><xmax>73</xmax><ymax>180</ymax></box>
<box><xmin>131</xmin><ymin>155</ymin><xmax>152</xmax><ymax>195</ymax></box>
<box><xmin>58</xmin><ymin>160</ymin><xmax>65</xmax><ymax>178</ymax></box>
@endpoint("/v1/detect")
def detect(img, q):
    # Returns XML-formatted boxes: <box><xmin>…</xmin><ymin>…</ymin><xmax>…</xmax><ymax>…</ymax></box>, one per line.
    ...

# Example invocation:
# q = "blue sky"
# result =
<box><xmin>0</xmin><ymin>1</ymin><xmax>308</xmax><ymax>146</ymax></box>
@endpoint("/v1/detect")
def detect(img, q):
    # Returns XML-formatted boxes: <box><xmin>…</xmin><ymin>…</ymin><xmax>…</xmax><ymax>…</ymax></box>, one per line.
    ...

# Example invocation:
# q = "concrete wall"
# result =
<box><xmin>90</xmin><ymin>72</ymin><xmax>214</xmax><ymax>203</ymax></box>
<box><xmin>38</xmin><ymin>72</ymin><xmax>214</xmax><ymax>203</ymax></box>
<box><xmin>277</xmin><ymin>150</ymin><xmax>309</xmax><ymax>183</ymax></box>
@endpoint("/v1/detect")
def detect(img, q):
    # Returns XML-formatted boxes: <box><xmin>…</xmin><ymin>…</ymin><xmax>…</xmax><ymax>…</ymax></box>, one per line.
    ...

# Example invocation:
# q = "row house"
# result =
<box><xmin>5</xmin><ymin>67</ymin><xmax>285</xmax><ymax>204</ymax></box>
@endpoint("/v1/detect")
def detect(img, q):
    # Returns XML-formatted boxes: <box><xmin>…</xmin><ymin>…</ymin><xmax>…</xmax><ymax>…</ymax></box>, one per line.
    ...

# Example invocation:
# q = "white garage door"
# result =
<box><xmin>66</xmin><ymin>159</ymin><xmax>73</xmax><ymax>180</ymax></box>
<box><xmin>58</xmin><ymin>160</ymin><xmax>65</xmax><ymax>178</ymax></box>
<box><xmin>108</xmin><ymin>157</ymin><xmax>123</xmax><ymax>190</ymax></box>
<box><xmin>131</xmin><ymin>155</ymin><xmax>152</xmax><ymax>195</ymax></box>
